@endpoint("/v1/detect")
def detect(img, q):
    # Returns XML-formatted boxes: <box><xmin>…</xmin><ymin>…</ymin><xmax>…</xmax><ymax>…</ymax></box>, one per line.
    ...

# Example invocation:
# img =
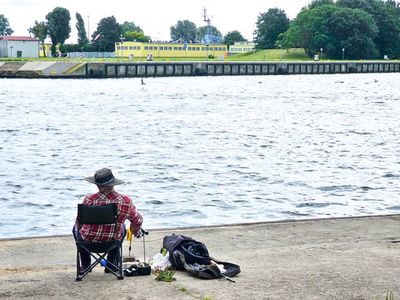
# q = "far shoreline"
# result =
<box><xmin>1</xmin><ymin>213</ymin><xmax>398</xmax><ymax>241</ymax></box>
<box><xmin>1</xmin><ymin>59</ymin><xmax>399</xmax><ymax>78</ymax></box>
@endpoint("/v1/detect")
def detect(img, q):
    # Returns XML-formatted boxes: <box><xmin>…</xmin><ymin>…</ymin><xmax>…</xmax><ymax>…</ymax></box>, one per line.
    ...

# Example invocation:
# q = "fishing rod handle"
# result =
<box><xmin>140</xmin><ymin>228</ymin><xmax>149</xmax><ymax>235</ymax></box>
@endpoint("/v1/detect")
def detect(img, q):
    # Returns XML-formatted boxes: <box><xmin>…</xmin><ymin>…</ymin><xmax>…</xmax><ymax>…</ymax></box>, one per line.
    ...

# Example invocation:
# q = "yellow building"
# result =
<box><xmin>229</xmin><ymin>42</ymin><xmax>256</xmax><ymax>54</ymax></box>
<box><xmin>115</xmin><ymin>41</ymin><xmax>228</xmax><ymax>59</ymax></box>
<box><xmin>39</xmin><ymin>43</ymin><xmax>59</xmax><ymax>57</ymax></box>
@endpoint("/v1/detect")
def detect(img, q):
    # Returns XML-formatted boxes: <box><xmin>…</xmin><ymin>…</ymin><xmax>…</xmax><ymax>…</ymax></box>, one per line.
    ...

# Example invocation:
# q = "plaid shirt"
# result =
<box><xmin>78</xmin><ymin>190</ymin><xmax>143</xmax><ymax>242</ymax></box>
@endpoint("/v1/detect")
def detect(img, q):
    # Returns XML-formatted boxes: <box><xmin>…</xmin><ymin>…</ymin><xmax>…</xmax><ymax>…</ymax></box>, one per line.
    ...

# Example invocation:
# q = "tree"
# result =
<box><xmin>386</xmin><ymin>0</ymin><xmax>400</xmax><ymax>16</ymax></box>
<box><xmin>46</xmin><ymin>7</ymin><xmax>71</xmax><ymax>56</ymax></box>
<box><xmin>369</xmin><ymin>3</ymin><xmax>400</xmax><ymax>58</ymax></box>
<box><xmin>170</xmin><ymin>20</ymin><xmax>197</xmax><ymax>43</ymax></box>
<box><xmin>308</xmin><ymin>0</ymin><xmax>335</xmax><ymax>9</ymax></box>
<box><xmin>254</xmin><ymin>8</ymin><xmax>290</xmax><ymax>49</ymax></box>
<box><xmin>121</xmin><ymin>21</ymin><xmax>143</xmax><ymax>34</ymax></box>
<box><xmin>279</xmin><ymin>4</ymin><xmax>379</xmax><ymax>59</ymax></box>
<box><xmin>0</xmin><ymin>14</ymin><xmax>13</xmax><ymax>36</ymax></box>
<box><xmin>197</xmin><ymin>25</ymin><xmax>222</xmax><ymax>43</ymax></box>
<box><xmin>92</xmin><ymin>16</ymin><xmax>122</xmax><ymax>52</ymax></box>
<box><xmin>223</xmin><ymin>31</ymin><xmax>247</xmax><ymax>47</ymax></box>
<box><xmin>124</xmin><ymin>31</ymin><xmax>150</xmax><ymax>42</ymax></box>
<box><xmin>337</xmin><ymin>0</ymin><xmax>400</xmax><ymax>58</ymax></box>
<box><xmin>76</xmin><ymin>12</ymin><xmax>89</xmax><ymax>49</ymax></box>
<box><xmin>121</xmin><ymin>21</ymin><xmax>150</xmax><ymax>42</ymax></box>
<box><xmin>28</xmin><ymin>21</ymin><xmax>48</xmax><ymax>57</ymax></box>
<box><xmin>327</xmin><ymin>7</ymin><xmax>379</xmax><ymax>59</ymax></box>
<box><xmin>336</xmin><ymin>0</ymin><xmax>374</xmax><ymax>11</ymax></box>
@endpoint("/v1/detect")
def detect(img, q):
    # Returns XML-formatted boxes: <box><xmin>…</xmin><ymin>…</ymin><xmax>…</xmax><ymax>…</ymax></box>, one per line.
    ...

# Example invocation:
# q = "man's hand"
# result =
<box><xmin>130</xmin><ymin>224</ymin><xmax>141</xmax><ymax>238</ymax></box>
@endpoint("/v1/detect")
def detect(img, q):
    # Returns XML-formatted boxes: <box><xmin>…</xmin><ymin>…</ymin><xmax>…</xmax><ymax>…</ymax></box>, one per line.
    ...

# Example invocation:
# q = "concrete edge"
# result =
<box><xmin>2</xmin><ymin>213</ymin><xmax>399</xmax><ymax>242</ymax></box>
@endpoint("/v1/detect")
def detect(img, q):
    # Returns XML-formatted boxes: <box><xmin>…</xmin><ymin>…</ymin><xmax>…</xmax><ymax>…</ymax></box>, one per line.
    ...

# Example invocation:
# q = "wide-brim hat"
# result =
<box><xmin>85</xmin><ymin>168</ymin><xmax>124</xmax><ymax>186</ymax></box>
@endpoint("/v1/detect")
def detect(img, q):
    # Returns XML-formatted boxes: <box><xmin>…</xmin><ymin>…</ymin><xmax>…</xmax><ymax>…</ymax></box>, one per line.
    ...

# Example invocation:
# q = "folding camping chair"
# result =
<box><xmin>75</xmin><ymin>203</ymin><xmax>124</xmax><ymax>281</ymax></box>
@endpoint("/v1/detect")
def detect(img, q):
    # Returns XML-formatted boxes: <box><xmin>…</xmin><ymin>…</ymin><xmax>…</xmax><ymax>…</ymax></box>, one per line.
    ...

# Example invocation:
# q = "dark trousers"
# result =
<box><xmin>72</xmin><ymin>226</ymin><xmax>125</xmax><ymax>269</ymax></box>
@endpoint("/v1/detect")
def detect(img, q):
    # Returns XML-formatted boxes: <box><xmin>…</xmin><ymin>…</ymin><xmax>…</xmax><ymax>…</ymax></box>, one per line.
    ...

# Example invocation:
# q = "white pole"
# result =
<box><xmin>87</xmin><ymin>15</ymin><xmax>90</xmax><ymax>42</ymax></box>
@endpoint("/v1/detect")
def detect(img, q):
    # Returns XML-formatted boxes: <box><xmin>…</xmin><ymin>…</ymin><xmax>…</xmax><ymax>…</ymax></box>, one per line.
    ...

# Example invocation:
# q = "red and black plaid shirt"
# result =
<box><xmin>78</xmin><ymin>190</ymin><xmax>143</xmax><ymax>242</ymax></box>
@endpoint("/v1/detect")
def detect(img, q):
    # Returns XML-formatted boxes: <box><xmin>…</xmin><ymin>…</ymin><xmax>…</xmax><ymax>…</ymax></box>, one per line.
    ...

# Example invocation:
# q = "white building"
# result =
<box><xmin>0</xmin><ymin>36</ymin><xmax>39</xmax><ymax>58</ymax></box>
<box><xmin>229</xmin><ymin>42</ymin><xmax>256</xmax><ymax>54</ymax></box>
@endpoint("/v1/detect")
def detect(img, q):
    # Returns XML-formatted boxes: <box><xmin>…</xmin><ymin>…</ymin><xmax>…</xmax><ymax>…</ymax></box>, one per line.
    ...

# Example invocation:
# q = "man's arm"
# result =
<box><xmin>128</xmin><ymin>203</ymin><xmax>143</xmax><ymax>237</ymax></box>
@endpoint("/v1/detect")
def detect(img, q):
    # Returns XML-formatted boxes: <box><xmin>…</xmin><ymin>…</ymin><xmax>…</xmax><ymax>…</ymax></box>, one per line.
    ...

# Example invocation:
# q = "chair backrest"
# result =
<box><xmin>77</xmin><ymin>203</ymin><xmax>118</xmax><ymax>225</ymax></box>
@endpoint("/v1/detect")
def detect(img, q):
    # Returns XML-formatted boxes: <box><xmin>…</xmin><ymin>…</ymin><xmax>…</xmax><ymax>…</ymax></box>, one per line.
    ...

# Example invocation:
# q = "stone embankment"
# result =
<box><xmin>0</xmin><ymin>60</ymin><xmax>399</xmax><ymax>78</ymax></box>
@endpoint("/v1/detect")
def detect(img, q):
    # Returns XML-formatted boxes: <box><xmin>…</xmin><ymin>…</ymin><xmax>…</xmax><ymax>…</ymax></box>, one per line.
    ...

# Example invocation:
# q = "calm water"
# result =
<box><xmin>1</xmin><ymin>74</ymin><xmax>400</xmax><ymax>238</ymax></box>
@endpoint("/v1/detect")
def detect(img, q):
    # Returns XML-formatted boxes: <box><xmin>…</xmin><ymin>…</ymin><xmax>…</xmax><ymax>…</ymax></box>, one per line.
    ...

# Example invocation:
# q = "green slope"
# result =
<box><xmin>226</xmin><ymin>48</ymin><xmax>310</xmax><ymax>61</ymax></box>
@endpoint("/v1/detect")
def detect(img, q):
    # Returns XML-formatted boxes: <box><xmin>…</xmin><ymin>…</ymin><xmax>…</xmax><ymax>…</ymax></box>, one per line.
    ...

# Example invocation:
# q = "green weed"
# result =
<box><xmin>386</xmin><ymin>291</ymin><xmax>394</xmax><ymax>300</ymax></box>
<box><xmin>154</xmin><ymin>269</ymin><xmax>176</xmax><ymax>282</ymax></box>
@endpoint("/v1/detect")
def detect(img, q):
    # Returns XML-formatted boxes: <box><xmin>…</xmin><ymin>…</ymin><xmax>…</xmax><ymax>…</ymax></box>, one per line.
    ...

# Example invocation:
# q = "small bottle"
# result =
<box><xmin>100</xmin><ymin>259</ymin><xmax>107</xmax><ymax>267</ymax></box>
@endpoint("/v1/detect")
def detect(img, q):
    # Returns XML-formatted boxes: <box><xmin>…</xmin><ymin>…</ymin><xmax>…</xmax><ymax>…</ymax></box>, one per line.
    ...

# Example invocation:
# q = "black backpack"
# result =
<box><xmin>162</xmin><ymin>234</ymin><xmax>240</xmax><ymax>280</ymax></box>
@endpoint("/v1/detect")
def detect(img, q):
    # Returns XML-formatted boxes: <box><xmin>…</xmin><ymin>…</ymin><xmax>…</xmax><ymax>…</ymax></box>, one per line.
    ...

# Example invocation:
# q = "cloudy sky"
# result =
<box><xmin>3</xmin><ymin>0</ymin><xmax>311</xmax><ymax>42</ymax></box>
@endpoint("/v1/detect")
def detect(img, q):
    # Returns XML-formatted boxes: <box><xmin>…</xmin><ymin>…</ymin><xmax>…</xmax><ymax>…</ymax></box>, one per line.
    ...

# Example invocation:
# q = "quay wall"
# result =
<box><xmin>0</xmin><ymin>61</ymin><xmax>399</xmax><ymax>78</ymax></box>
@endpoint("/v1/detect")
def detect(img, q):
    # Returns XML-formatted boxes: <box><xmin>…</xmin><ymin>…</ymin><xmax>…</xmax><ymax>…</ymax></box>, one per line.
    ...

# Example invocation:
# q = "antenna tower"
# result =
<box><xmin>203</xmin><ymin>8</ymin><xmax>211</xmax><ymax>26</ymax></box>
<box><xmin>203</xmin><ymin>8</ymin><xmax>212</xmax><ymax>44</ymax></box>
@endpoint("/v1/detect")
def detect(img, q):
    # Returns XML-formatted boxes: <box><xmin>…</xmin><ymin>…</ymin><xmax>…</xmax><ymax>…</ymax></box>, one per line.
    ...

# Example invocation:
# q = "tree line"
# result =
<box><xmin>0</xmin><ymin>7</ymin><xmax>247</xmax><ymax>57</ymax></box>
<box><xmin>1</xmin><ymin>0</ymin><xmax>400</xmax><ymax>59</ymax></box>
<box><xmin>263</xmin><ymin>0</ymin><xmax>400</xmax><ymax>60</ymax></box>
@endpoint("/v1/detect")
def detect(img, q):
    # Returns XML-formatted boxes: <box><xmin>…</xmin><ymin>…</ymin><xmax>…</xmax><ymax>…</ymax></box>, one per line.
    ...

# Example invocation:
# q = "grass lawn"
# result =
<box><xmin>1</xmin><ymin>48</ymin><xmax>397</xmax><ymax>62</ymax></box>
<box><xmin>0</xmin><ymin>48</ymin><xmax>311</xmax><ymax>63</ymax></box>
<box><xmin>227</xmin><ymin>48</ymin><xmax>310</xmax><ymax>61</ymax></box>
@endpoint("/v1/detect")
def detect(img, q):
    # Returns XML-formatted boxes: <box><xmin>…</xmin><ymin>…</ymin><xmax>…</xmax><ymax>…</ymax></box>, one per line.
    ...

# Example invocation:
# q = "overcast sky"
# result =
<box><xmin>3</xmin><ymin>0</ymin><xmax>311</xmax><ymax>42</ymax></box>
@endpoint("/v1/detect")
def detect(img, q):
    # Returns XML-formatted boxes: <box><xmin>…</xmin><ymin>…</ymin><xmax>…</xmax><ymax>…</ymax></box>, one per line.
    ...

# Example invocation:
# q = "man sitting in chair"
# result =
<box><xmin>73</xmin><ymin>167</ymin><xmax>143</xmax><ymax>272</ymax></box>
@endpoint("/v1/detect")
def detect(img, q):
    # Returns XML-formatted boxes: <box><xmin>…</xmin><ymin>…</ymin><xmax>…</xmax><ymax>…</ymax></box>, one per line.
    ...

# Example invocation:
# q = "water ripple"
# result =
<box><xmin>1</xmin><ymin>73</ymin><xmax>400</xmax><ymax>238</ymax></box>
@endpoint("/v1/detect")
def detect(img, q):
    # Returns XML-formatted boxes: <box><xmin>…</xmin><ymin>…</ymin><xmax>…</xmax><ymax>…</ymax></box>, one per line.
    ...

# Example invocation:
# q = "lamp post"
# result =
<box><xmin>279</xmin><ymin>44</ymin><xmax>283</xmax><ymax>60</ymax></box>
<box><xmin>119</xmin><ymin>35</ymin><xmax>125</xmax><ymax>58</ymax></box>
<box><xmin>342</xmin><ymin>48</ymin><xmax>345</xmax><ymax>60</ymax></box>
<box><xmin>10</xmin><ymin>46</ymin><xmax>13</xmax><ymax>58</ymax></box>
<box><xmin>320</xmin><ymin>48</ymin><xmax>323</xmax><ymax>60</ymax></box>
<box><xmin>96</xmin><ymin>34</ymin><xmax>104</xmax><ymax>56</ymax></box>
<box><xmin>87</xmin><ymin>15</ymin><xmax>90</xmax><ymax>42</ymax></box>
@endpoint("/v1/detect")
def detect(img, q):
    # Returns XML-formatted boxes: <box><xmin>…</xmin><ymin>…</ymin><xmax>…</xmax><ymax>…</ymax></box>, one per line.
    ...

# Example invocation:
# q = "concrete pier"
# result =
<box><xmin>0</xmin><ymin>61</ymin><xmax>399</xmax><ymax>78</ymax></box>
<box><xmin>79</xmin><ymin>61</ymin><xmax>400</xmax><ymax>78</ymax></box>
<box><xmin>1</xmin><ymin>215</ymin><xmax>400</xmax><ymax>299</ymax></box>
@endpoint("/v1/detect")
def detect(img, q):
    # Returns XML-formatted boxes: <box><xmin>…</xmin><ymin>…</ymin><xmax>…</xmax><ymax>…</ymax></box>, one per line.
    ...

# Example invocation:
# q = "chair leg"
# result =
<box><xmin>75</xmin><ymin>242</ymin><xmax>125</xmax><ymax>280</ymax></box>
<box><xmin>76</xmin><ymin>246</ymin><xmax>103</xmax><ymax>281</ymax></box>
<box><xmin>118</xmin><ymin>244</ymin><xmax>124</xmax><ymax>280</ymax></box>
<box><xmin>76</xmin><ymin>249</ymin><xmax>82</xmax><ymax>281</ymax></box>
